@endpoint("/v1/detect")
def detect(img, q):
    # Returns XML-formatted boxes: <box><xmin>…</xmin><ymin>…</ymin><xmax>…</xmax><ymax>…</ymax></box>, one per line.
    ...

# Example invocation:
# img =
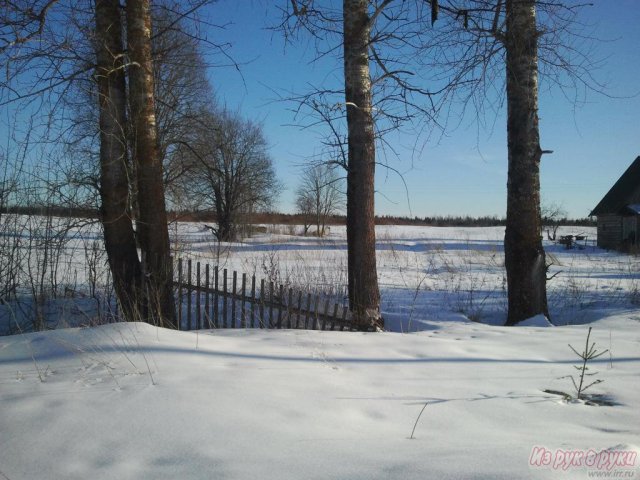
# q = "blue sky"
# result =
<box><xmin>199</xmin><ymin>1</ymin><xmax>640</xmax><ymax>219</ymax></box>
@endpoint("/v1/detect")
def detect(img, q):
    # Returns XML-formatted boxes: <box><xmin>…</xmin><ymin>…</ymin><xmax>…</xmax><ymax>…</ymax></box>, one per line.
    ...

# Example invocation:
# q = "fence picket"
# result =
<box><xmin>204</xmin><ymin>264</ymin><xmax>211</xmax><ymax>328</ymax></box>
<box><xmin>268</xmin><ymin>281</ymin><xmax>274</xmax><ymax>328</ymax></box>
<box><xmin>213</xmin><ymin>266</ymin><xmax>219</xmax><ymax>328</ymax></box>
<box><xmin>241</xmin><ymin>273</ymin><xmax>247</xmax><ymax>328</ymax></box>
<box><xmin>331</xmin><ymin>303</ymin><xmax>339</xmax><ymax>331</ymax></box>
<box><xmin>177</xmin><ymin>258</ymin><xmax>183</xmax><ymax>330</ymax></box>
<box><xmin>231</xmin><ymin>271</ymin><xmax>237</xmax><ymax>328</ymax></box>
<box><xmin>311</xmin><ymin>294</ymin><xmax>320</xmax><ymax>330</ymax></box>
<box><xmin>277</xmin><ymin>284</ymin><xmax>284</xmax><ymax>328</ymax></box>
<box><xmin>173</xmin><ymin>259</ymin><xmax>351</xmax><ymax>332</ymax></box>
<box><xmin>287</xmin><ymin>288</ymin><xmax>293</xmax><ymax>328</ymax></box>
<box><xmin>305</xmin><ymin>293</ymin><xmax>312</xmax><ymax>329</ymax></box>
<box><xmin>321</xmin><ymin>298</ymin><xmax>330</xmax><ymax>330</ymax></box>
<box><xmin>222</xmin><ymin>269</ymin><xmax>228</xmax><ymax>328</ymax></box>
<box><xmin>250</xmin><ymin>275</ymin><xmax>256</xmax><ymax>328</ymax></box>
<box><xmin>196</xmin><ymin>262</ymin><xmax>201</xmax><ymax>329</ymax></box>
<box><xmin>187</xmin><ymin>259</ymin><xmax>192</xmax><ymax>330</ymax></box>
<box><xmin>259</xmin><ymin>279</ymin><xmax>265</xmax><ymax>328</ymax></box>
<box><xmin>341</xmin><ymin>306</ymin><xmax>348</xmax><ymax>331</ymax></box>
<box><xmin>296</xmin><ymin>291</ymin><xmax>302</xmax><ymax>329</ymax></box>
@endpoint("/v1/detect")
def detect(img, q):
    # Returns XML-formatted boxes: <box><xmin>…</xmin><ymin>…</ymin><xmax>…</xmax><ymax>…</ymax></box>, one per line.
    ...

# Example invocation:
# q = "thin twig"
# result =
<box><xmin>409</xmin><ymin>402</ymin><xmax>428</xmax><ymax>439</ymax></box>
<box><xmin>0</xmin><ymin>468</ymin><xmax>13</xmax><ymax>480</ymax></box>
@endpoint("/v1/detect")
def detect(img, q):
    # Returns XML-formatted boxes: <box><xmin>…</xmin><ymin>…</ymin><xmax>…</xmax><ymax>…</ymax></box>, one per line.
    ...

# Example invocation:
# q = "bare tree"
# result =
<box><xmin>281</xmin><ymin>1</ymin><xmax>438</xmax><ymax>330</ymax></box>
<box><xmin>94</xmin><ymin>0</ymin><xmax>144</xmax><ymax>322</ymax></box>
<box><xmin>126</xmin><ymin>0</ymin><xmax>175</xmax><ymax>327</ymax></box>
<box><xmin>295</xmin><ymin>191</ymin><xmax>315</xmax><ymax>236</ymax></box>
<box><xmin>280</xmin><ymin>0</ymin><xmax>495</xmax><ymax>329</ymax></box>
<box><xmin>151</xmin><ymin>6</ymin><xmax>214</xmax><ymax>206</ymax></box>
<box><xmin>502</xmin><ymin>0</ymin><xmax>549</xmax><ymax>324</ymax></box>
<box><xmin>541</xmin><ymin>202</ymin><xmax>567</xmax><ymax>241</ymax></box>
<box><xmin>1</xmin><ymin>0</ymin><xmax>221</xmax><ymax>328</ymax></box>
<box><xmin>65</xmin><ymin>3</ymin><xmax>216</xmax><ymax>214</ymax></box>
<box><xmin>295</xmin><ymin>163</ymin><xmax>344</xmax><ymax>236</ymax></box>
<box><xmin>280</xmin><ymin>0</ymin><xmax>600</xmax><ymax>326</ymax></box>
<box><xmin>181</xmin><ymin>108</ymin><xmax>280</xmax><ymax>241</ymax></box>
<box><xmin>340</xmin><ymin>0</ymin><xmax>382</xmax><ymax>329</ymax></box>
<box><xmin>427</xmin><ymin>0</ymin><xmax>603</xmax><ymax>324</ymax></box>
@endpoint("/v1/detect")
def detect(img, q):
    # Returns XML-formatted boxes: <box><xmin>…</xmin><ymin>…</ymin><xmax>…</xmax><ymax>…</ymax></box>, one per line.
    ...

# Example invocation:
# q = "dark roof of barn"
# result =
<box><xmin>590</xmin><ymin>156</ymin><xmax>640</xmax><ymax>216</ymax></box>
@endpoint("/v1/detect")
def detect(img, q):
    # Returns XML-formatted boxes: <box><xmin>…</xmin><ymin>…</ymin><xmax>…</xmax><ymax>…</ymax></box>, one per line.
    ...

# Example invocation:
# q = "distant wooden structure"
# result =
<box><xmin>590</xmin><ymin>156</ymin><xmax>640</xmax><ymax>251</ymax></box>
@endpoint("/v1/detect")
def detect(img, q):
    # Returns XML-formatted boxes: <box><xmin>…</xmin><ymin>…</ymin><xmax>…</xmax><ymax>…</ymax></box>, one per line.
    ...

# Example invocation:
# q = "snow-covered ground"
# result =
<box><xmin>1</xmin><ymin>223</ymin><xmax>639</xmax><ymax>479</ymax></box>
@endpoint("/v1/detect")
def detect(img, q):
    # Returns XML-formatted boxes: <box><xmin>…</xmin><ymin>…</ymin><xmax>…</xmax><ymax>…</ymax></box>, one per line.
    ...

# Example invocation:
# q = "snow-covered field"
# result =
<box><xmin>1</xmin><ymin>223</ymin><xmax>639</xmax><ymax>479</ymax></box>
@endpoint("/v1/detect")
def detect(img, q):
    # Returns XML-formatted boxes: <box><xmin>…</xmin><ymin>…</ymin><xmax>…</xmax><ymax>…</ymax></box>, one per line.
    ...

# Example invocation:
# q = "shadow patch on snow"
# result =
<box><xmin>542</xmin><ymin>389</ymin><xmax>621</xmax><ymax>407</ymax></box>
<box><xmin>3</xmin><ymin>341</ymin><xmax>639</xmax><ymax>367</ymax></box>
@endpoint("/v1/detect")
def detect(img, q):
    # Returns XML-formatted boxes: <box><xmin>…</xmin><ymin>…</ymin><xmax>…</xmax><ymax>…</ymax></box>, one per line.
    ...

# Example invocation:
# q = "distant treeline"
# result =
<box><xmin>2</xmin><ymin>206</ymin><xmax>596</xmax><ymax>227</ymax></box>
<box><xmin>376</xmin><ymin>215</ymin><xmax>506</xmax><ymax>226</ymax></box>
<box><xmin>1</xmin><ymin>205</ymin><xmax>99</xmax><ymax>219</ymax></box>
<box><xmin>376</xmin><ymin>215</ymin><xmax>596</xmax><ymax>227</ymax></box>
<box><xmin>174</xmin><ymin>211</ymin><xmax>596</xmax><ymax>227</ymax></box>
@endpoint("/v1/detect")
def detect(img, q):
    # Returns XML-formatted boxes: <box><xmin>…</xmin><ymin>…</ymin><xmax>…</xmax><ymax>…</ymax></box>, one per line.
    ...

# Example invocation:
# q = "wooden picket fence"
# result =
<box><xmin>173</xmin><ymin>258</ymin><xmax>353</xmax><ymax>331</ymax></box>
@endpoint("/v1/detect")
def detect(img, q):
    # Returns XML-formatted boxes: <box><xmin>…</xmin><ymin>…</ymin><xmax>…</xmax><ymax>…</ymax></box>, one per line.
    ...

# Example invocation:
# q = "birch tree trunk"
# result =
<box><xmin>504</xmin><ymin>0</ymin><xmax>549</xmax><ymax>325</ymax></box>
<box><xmin>126</xmin><ymin>0</ymin><xmax>176</xmax><ymax>328</ymax></box>
<box><xmin>343</xmin><ymin>0</ymin><xmax>382</xmax><ymax>330</ymax></box>
<box><xmin>95</xmin><ymin>0</ymin><xmax>144</xmax><ymax>322</ymax></box>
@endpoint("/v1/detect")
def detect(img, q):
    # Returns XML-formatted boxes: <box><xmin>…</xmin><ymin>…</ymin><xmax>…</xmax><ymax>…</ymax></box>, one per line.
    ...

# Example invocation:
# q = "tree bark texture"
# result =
<box><xmin>95</xmin><ymin>0</ymin><xmax>144</xmax><ymax>322</ymax></box>
<box><xmin>504</xmin><ymin>0</ymin><xmax>549</xmax><ymax>325</ymax></box>
<box><xmin>126</xmin><ymin>0</ymin><xmax>176</xmax><ymax>328</ymax></box>
<box><xmin>343</xmin><ymin>0</ymin><xmax>382</xmax><ymax>330</ymax></box>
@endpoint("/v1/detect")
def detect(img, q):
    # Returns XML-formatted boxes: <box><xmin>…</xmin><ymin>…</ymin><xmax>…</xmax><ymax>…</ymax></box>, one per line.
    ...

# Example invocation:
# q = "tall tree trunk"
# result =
<box><xmin>504</xmin><ymin>0</ymin><xmax>549</xmax><ymax>325</ymax></box>
<box><xmin>215</xmin><ymin>184</ymin><xmax>235</xmax><ymax>241</ymax></box>
<box><xmin>216</xmin><ymin>210</ymin><xmax>234</xmax><ymax>242</ymax></box>
<box><xmin>343</xmin><ymin>0</ymin><xmax>382</xmax><ymax>330</ymax></box>
<box><xmin>126</xmin><ymin>0</ymin><xmax>176</xmax><ymax>328</ymax></box>
<box><xmin>316</xmin><ymin>194</ymin><xmax>321</xmax><ymax>236</ymax></box>
<box><xmin>95</xmin><ymin>0</ymin><xmax>144</xmax><ymax>322</ymax></box>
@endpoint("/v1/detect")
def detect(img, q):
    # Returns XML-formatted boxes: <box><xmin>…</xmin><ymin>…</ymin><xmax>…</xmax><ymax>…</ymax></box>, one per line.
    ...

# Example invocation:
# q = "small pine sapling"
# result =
<box><xmin>567</xmin><ymin>327</ymin><xmax>608</xmax><ymax>400</ymax></box>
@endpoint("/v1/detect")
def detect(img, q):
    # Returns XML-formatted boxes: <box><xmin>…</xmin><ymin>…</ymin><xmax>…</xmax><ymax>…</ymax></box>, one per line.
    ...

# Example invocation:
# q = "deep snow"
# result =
<box><xmin>1</xmin><ymin>319</ymin><xmax>639</xmax><ymax>479</ymax></box>
<box><xmin>1</xmin><ymin>223</ymin><xmax>639</xmax><ymax>479</ymax></box>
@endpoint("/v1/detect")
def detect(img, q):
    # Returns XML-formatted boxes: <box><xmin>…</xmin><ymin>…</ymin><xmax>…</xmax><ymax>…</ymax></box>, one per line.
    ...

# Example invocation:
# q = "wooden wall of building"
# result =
<box><xmin>597</xmin><ymin>214</ymin><xmax>622</xmax><ymax>250</ymax></box>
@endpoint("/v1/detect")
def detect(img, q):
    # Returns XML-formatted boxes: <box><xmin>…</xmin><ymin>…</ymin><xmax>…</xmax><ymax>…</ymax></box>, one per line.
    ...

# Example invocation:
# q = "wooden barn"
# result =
<box><xmin>590</xmin><ymin>156</ymin><xmax>640</xmax><ymax>251</ymax></box>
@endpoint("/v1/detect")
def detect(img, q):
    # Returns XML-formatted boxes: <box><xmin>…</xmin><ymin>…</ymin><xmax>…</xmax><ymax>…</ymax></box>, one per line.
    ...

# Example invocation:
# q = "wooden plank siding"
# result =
<box><xmin>597</xmin><ymin>215</ymin><xmax>622</xmax><ymax>250</ymax></box>
<box><xmin>590</xmin><ymin>157</ymin><xmax>640</xmax><ymax>252</ymax></box>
